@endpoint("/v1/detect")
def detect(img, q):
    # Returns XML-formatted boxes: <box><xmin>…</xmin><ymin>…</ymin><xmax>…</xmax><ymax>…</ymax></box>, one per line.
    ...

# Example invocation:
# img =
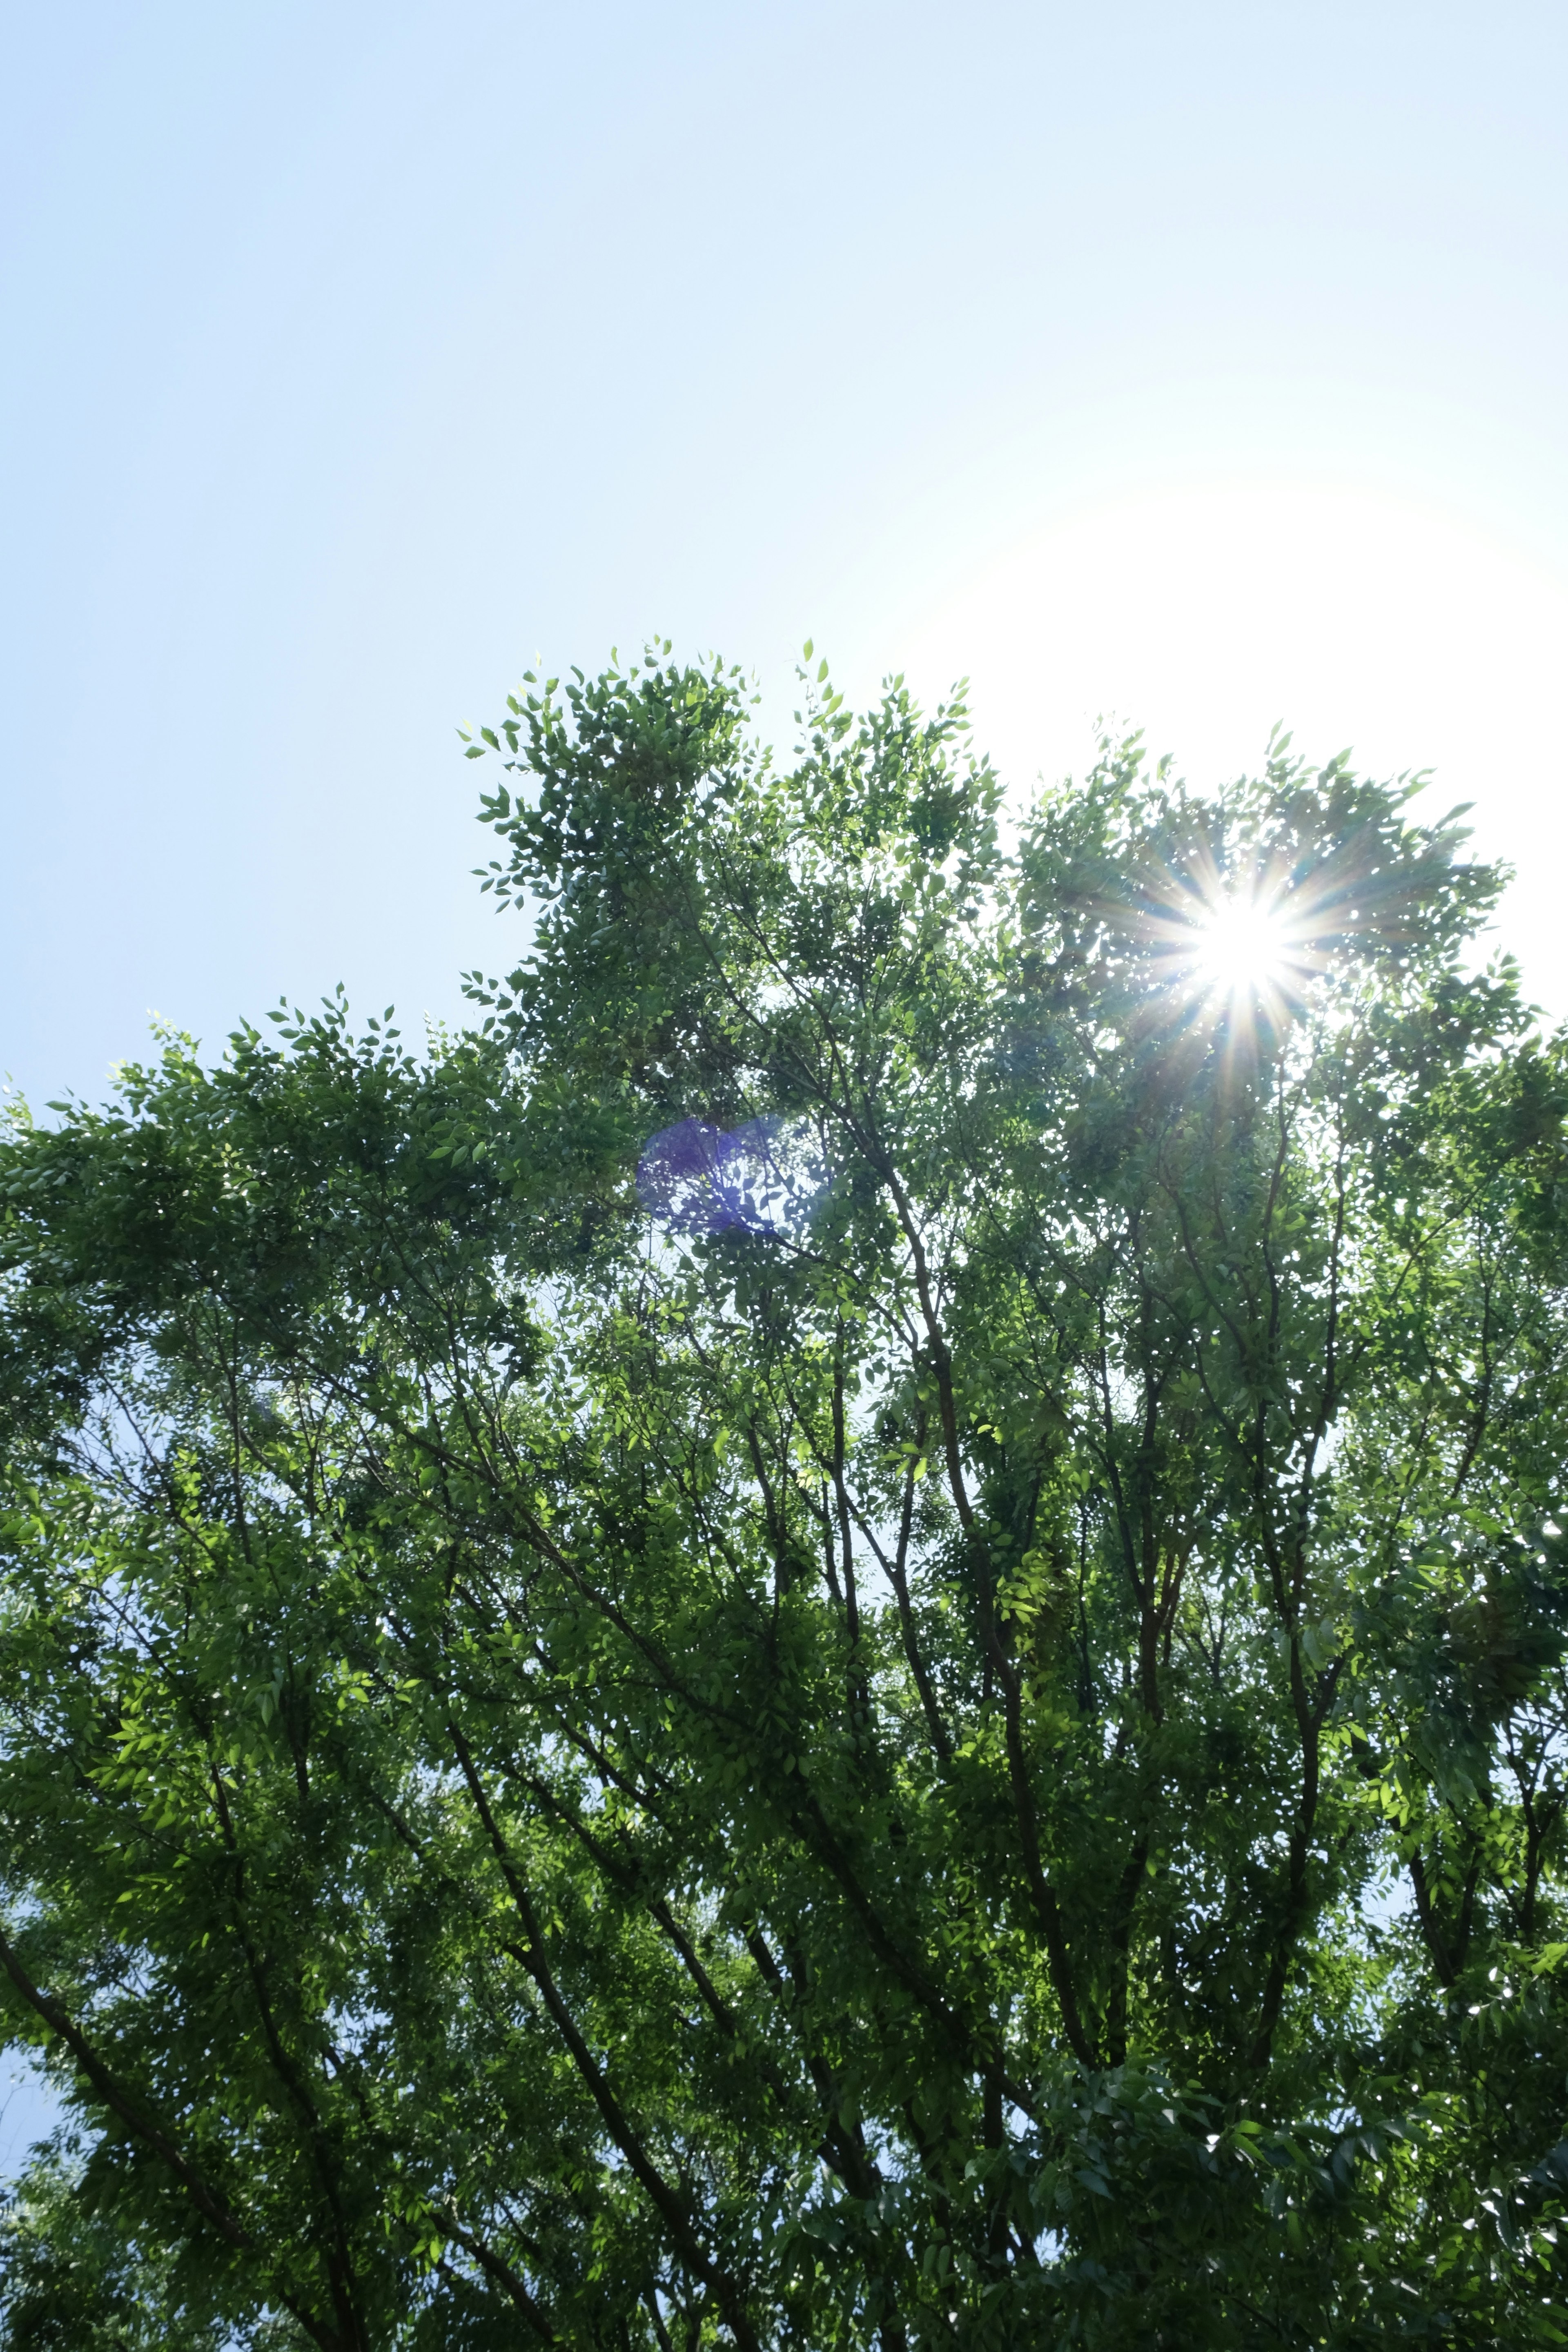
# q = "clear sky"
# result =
<box><xmin>7</xmin><ymin>0</ymin><xmax>1568</xmax><ymax>1114</ymax></box>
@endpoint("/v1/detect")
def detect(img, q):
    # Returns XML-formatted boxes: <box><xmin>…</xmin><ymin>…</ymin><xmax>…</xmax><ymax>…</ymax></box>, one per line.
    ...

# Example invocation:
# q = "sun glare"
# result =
<box><xmin>890</xmin><ymin>479</ymin><xmax>1568</xmax><ymax>1020</ymax></box>
<box><xmin>1144</xmin><ymin>871</ymin><xmax>1320</xmax><ymax>1042</ymax></box>
<box><xmin>1191</xmin><ymin>894</ymin><xmax>1291</xmax><ymax>998</ymax></box>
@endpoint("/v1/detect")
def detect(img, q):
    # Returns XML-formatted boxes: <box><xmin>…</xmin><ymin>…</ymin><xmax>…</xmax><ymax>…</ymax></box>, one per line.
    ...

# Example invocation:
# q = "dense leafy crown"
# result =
<box><xmin>1</xmin><ymin>648</ymin><xmax>1566</xmax><ymax>2348</ymax></box>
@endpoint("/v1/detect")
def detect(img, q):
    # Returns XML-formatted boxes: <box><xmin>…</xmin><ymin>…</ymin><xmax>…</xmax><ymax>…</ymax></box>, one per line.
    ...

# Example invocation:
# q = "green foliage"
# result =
<box><xmin>0</xmin><ymin>2147</ymin><xmax>246</xmax><ymax>2350</ymax></box>
<box><xmin>0</xmin><ymin>647</ymin><xmax>1566</xmax><ymax>2346</ymax></box>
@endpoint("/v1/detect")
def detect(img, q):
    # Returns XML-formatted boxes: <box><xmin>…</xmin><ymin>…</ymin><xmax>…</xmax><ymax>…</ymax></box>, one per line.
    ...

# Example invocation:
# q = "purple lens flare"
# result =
<box><xmin>636</xmin><ymin>1114</ymin><xmax>829</xmax><ymax>1236</ymax></box>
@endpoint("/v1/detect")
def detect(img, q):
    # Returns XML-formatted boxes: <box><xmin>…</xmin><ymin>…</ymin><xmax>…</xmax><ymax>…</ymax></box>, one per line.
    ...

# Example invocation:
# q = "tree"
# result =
<box><xmin>0</xmin><ymin>646</ymin><xmax>1566</xmax><ymax>2348</ymax></box>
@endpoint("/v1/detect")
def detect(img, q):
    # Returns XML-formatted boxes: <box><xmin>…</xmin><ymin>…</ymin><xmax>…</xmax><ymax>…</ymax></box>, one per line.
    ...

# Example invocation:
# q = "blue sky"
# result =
<box><xmin>6</xmin><ymin>0</ymin><xmax>1568</xmax><ymax>1114</ymax></box>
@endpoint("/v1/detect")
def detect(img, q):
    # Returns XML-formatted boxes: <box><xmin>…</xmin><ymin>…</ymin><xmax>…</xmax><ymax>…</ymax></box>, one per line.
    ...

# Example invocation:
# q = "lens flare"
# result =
<box><xmin>636</xmin><ymin>1114</ymin><xmax>830</xmax><ymax>1238</ymax></box>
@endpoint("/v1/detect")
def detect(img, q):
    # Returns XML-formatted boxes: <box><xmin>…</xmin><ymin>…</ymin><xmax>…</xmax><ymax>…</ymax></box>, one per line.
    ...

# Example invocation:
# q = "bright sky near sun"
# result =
<box><xmin>6</xmin><ymin>1</ymin><xmax>1568</xmax><ymax>1111</ymax></box>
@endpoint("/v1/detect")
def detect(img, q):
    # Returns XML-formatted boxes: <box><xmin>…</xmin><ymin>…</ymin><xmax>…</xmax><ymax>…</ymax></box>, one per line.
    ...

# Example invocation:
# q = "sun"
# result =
<box><xmin>1189</xmin><ymin>892</ymin><xmax>1292</xmax><ymax>998</ymax></box>
<box><xmin>890</xmin><ymin>477</ymin><xmax>1568</xmax><ymax>1021</ymax></box>
<box><xmin>1144</xmin><ymin>867</ymin><xmax>1323</xmax><ymax>1038</ymax></box>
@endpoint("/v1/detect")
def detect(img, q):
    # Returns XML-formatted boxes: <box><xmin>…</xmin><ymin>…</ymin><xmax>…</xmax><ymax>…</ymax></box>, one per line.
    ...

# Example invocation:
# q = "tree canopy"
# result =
<box><xmin>1</xmin><ymin>648</ymin><xmax>1566</xmax><ymax>2348</ymax></box>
